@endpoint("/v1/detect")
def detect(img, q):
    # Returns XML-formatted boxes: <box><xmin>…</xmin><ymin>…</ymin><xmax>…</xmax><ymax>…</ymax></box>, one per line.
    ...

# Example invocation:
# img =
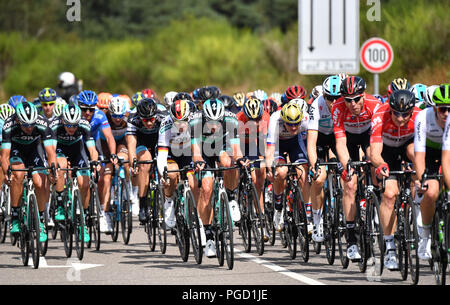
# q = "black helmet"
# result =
<box><xmin>137</xmin><ymin>98</ymin><xmax>157</xmax><ymax>119</ymax></box>
<box><xmin>340</xmin><ymin>76</ymin><xmax>366</xmax><ymax>97</ymax></box>
<box><xmin>198</xmin><ymin>86</ymin><xmax>221</xmax><ymax>101</ymax></box>
<box><xmin>173</xmin><ymin>92</ymin><xmax>193</xmax><ymax>102</ymax></box>
<box><xmin>389</xmin><ymin>89</ymin><xmax>415</xmax><ymax>113</ymax></box>
<box><xmin>218</xmin><ymin>95</ymin><xmax>235</xmax><ymax>108</ymax></box>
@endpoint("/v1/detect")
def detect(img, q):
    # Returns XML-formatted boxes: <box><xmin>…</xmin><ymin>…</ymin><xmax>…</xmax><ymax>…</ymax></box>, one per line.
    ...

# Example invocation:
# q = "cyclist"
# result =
<box><xmin>414</xmin><ymin>84</ymin><xmax>450</xmax><ymax>260</ymax></box>
<box><xmin>232</xmin><ymin>92</ymin><xmax>246</xmax><ymax>111</ymax></box>
<box><xmin>37</xmin><ymin>88</ymin><xmax>58</xmax><ymax>120</ymax></box>
<box><xmin>1</xmin><ymin>102</ymin><xmax>57</xmax><ymax>242</ymax></box>
<box><xmin>56</xmin><ymin>72</ymin><xmax>81</xmax><ymax>103</ymax></box>
<box><xmin>281</xmin><ymin>85</ymin><xmax>307</xmax><ymax>106</ymax></box>
<box><xmin>220</xmin><ymin>95</ymin><xmax>240</xmax><ymax>114</ymax></box>
<box><xmin>370</xmin><ymin>90</ymin><xmax>421</xmax><ymax>270</ymax></box>
<box><xmin>53</xmin><ymin>97</ymin><xmax>67</xmax><ymax>117</ymax></box>
<box><xmin>266</xmin><ymin>101</ymin><xmax>309</xmax><ymax>232</ymax></box>
<box><xmin>443</xmin><ymin>87</ymin><xmax>450</xmax><ymax>190</ymax></box>
<box><xmin>8</xmin><ymin>95</ymin><xmax>27</xmax><ymax>109</ymax></box>
<box><xmin>97</xmin><ymin>92</ymin><xmax>113</xmax><ymax>112</ymax></box>
<box><xmin>50</xmin><ymin>104</ymin><xmax>100</xmax><ymax>242</ymax></box>
<box><xmin>142</xmin><ymin>88</ymin><xmax>157</xmax><ymax>99</ymax></box>
<box><xmin>262</xmin><ymin>98</ymin><xmax>279</xmax><ymax>116</ymax></box>
<box><xmin>410</xmin><ymin>83</ymin><xmax>428</xmax><ymax>110</ymax></box>
<box><xmin>270</xmin><ymin>93</ymin><xmax>282</xmax><ymax>107</ymax></box>
<box><xmin>331</xmin><ymin>76</ymin><xmax>381</xmax><ymax>261</ymax></box>
<box><xmin>0</xmin><ymin>104</ymin><xmax>15</xmax><ymax>186</ymax></box>
<box><xmin>236</xmin><ymin>97</ymin><xmax>270</xmax><ymax>240</ymax></box>
<box><xmin>127</xmin><ymin>98</ymin><xmax>167</xmax><ymax>223</ymax></box>
<box><xmin>163</xmin><ymin>91</ymin><xmax>178</xmax><ymax>108</ymax></box>
<box><xmin>190</xmin><ymin>98</ymin><xmax>246</xmax><ymax>258</ymax></box>
<box><xmin>157</xmin><ymin>99</ymin><xmax>194</xmax><ymax>228</ymax></box>
<box><xmin>307</xmin><ymin>76</ymin><xmax>341</xmax><ymax>243</ymax></box>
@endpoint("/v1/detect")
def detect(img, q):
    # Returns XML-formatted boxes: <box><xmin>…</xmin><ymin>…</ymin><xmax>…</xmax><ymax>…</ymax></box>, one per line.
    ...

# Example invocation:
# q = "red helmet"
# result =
<box><xmin>285</xmin><ymin>85</ymin><xmax>307</xmax><ymax>101</ymax></box>
<box><xmin>142</xmin><ymin>88</ymin><xmax>156</xmax><ymax>99</ymax></box>
<box><xmin>263</xmin><ymin>98</ymin><xmax>278</xmax><ymax>115</ymax></box>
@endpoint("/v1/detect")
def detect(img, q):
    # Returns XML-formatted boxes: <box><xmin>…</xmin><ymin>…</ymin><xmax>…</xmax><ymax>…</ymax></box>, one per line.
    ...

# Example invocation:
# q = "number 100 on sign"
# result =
<box><xmin>360</xmin><ymin>38</ymin><xmax>394</xmax><ymax>73</ymax></box>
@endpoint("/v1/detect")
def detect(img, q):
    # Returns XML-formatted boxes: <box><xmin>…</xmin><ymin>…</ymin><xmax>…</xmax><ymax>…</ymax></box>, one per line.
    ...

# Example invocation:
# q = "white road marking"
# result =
<box><xmin>235</xmin><ymin>249</ymin><xmax>326</xmax><ymax>285</ymax></box>
<box><xmin>29</xmin><ymin>257</ymin><xmax>103</xmax><ymax>270</ymax></box>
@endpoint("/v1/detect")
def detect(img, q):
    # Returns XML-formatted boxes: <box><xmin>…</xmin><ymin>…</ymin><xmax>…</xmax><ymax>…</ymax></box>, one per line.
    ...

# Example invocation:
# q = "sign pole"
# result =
<box><xmin>374</xmin><ymin>73</ymin><xmax>379</xmax><ymax>95</ymax></box>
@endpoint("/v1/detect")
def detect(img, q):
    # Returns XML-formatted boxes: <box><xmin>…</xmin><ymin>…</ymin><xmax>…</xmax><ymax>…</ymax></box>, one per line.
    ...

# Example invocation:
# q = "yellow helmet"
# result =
<box><xmin>233</xmin><ymin>92</ymin><xmax>246</xmax><ymax>107</ymax></box>
<box><xmin>243</xmin><ymin>98</ymin><xmax>263</xmax><ymax>120</ymax></box>
<box><xmin>280</xmin><ymin>101</ymin><xmax>304</xmax><ymax>124</ymax></box>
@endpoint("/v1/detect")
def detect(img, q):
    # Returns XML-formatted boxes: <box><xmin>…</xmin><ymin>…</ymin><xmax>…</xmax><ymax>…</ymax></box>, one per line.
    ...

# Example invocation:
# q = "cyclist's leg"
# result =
<box><xmin>136</xmin><ymin>146</ymin><xmax>152</xmax><ymax>221</ymax></box>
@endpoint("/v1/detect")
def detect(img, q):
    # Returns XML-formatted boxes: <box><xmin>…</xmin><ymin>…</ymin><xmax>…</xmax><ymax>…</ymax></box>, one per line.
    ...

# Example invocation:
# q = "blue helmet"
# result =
<box><xmin>322</xmin><ymin>76</ymin><xmax>342</xmax><ymax>97</ymax></box>
<box><xmin>410</xmin><ymin>83</ymin><xmax>427</xmax><ymax>103</ymax></box>
<box><xmin>8</xmin><ymin>95</ymin><xmax>27</xmax><ymax>108</ymax></box>
<box><xmin>77</xmin><ymin>90</ymin><xmax>98</xmax><ymax>106</ymax></box>
<box><xmin>38</xmin><ymin>87</ymin><xmax>57</xmax><ymax>103</ymax></box>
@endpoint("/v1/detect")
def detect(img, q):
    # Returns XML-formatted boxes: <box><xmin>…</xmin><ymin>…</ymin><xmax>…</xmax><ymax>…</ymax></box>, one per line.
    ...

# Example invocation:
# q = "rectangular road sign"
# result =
<box><xmin>298</xmin><ymin>0</ymin><xmax>360</xmax><ymax>75</ymax></box>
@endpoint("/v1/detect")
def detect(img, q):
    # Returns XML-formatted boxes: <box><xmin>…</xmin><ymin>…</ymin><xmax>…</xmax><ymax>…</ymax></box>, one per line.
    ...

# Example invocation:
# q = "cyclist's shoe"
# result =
<box><xmin>312</xmin><ymin>223</ymin><xmax>324</xmax><ymax>243</ymax></box>
<box><xmin>273</xmin><ymin>210</ymin><xmax>283</xmax><ymax>232</ymax></box>
<box><xmin>139</xmin><ymin>208</ymin><xmax>148</xmax><ymax>224</ymax></box>
<box><xmin>229</xmin><ymin>199</ymin><xmax>241</xmax><ymax>223</ymax></box>
<box><xmin>205</xmin><ymin>239</ymin><xmax>217</xmax><ymax>258</ymax></box>
<box><xmin>100</xmin><ymin>214</ymin><xmax>108</xmax><ymax>233</ymax></box>
<box><xmin>105</xmin><ymin>213</ymin><xmax>113</xmax><ymax>233</ymax></box>
<box><xmin>10</xmin><ymin>219</ymin><xmax>20</xmax><ymax>234</ymax></box>
<box><xmin>47</xmin><ymin>216</ymin><xmax>55</xmax><ymax>228</ymax></box>
<box><xmin>347</xmin><ymin>244</ymin><xmax>362</xmax><ymax>261</ymax></box>
<box><xmin>80</xmin><ymin>227</ymin><xmax>90</xmax><ymax>243</ymax></box>
<box><xmin>39</xmin><ymin>221</ymin><xmax>47</xmax><ymax>243</ymax></box>
<box><xmin>384</xmin><ymin>249</ymin><xmax>399</xmax><ymax>270</ymax></box>
<box><xmin>418</xmin><ymin>237</ymin><xmax>432</xmax><ymax>260</ymax></box>
<box><xmin>55</xmin><ymin>206</ymin><xmax>65</xmax><ymax>221</ymax></box>
<box><xmin>263</xmin><ymin>227</ymin><xmax>270</xmax><ymax>242</ymax></box>
<box><xmin>164</xmin><ymin>197</ymin><xmax>176</xmax><ymax>229</ymax></box>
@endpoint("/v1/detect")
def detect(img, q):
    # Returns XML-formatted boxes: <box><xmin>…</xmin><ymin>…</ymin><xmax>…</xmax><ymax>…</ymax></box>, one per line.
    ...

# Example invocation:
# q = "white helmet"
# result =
<box><xmin>53</xmin><ymin>97</ymin><xmax>67</xmax><ymax>117</ymax></box>
<box><xmin>108</xmin><ymin>96</ymin><xmax>127</xmax><ymax>116</ymax></box>
<box><xmin>253</xmin><ymin>89</ymin><xmax>268</xmax><ymax>101</ymax></box>
<box><xmin>338</xmin><ymin>73</ymin><xmax>349</xmax><ymax>80</ymax></box>
<box><xmin>58</xmin><ymin>72</ymin><xmax>76</xmax><ymax>88</ymax></box>
<box><xmin>311</xmin><ymin>85</ymin><xmax>323</xmax><ymax>99</ymax></box>
<box><xmin>290</xmin><ymin>98</ymin><xmax>308</xmax><ymax>115</ymax></box>
<box><xmin>0</xmin><ymin>103</ymin><xmax>15</xmax><ymax>121</ymax></box>
<box><xmin>164</xmin><ymin>91</ymin><xmax>178</xmax><ymax>107</ymax></box>
<box><xmin>424</xmin><ymin>85</ymin><xmax>439</xmax><ymax>107</ymax></box>
<box><xmin>62</xmin><ymin>104</ymin><xmax>82</xmax><ymax>125</ymax></box>
<box><xmin>270</xmin><ymin>92</ymin><xmax>282</xmax><ymax>105</ymax></box>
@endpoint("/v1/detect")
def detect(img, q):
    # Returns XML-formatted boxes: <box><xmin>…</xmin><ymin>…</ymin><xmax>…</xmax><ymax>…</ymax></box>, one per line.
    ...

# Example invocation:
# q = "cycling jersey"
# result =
<box><xmin>443</xmin><ymin>115</ymin><xmax>450</xmax><ymax>151</ymax></box>
<box><xmin>100</xmin><ymin>112</ymin><xmax>128</xmax><ymax>142</ymax></box>
<box><xmin>89</xmin><ymin>109</ymin><xmax>111</xmax><ymax>141</ymax></box>
<box><xmin>332</xmin><ymin>93</ymin><xmax>380</xmax><ymax>138</ymax></box>
<box><xmin>414</xmin><ymin>107</ymin><xmax>445</xmax><ymax>152</ymax></box>
<box><xmin>267</xmin><ymin>110</ymin><xmax>309</xmax><ymax>144</ymax></box>
<box><xmin>371</xmin><ymin>104</ymin><xmax>421</xmax><ymax>148</ymax></box>
<box><xmin>308</xmin><ymin>95</ymin><xmax>333</xmax><ymax>135</ymax></box>
<box><xmin>236</xmin><ymin>111</ymin><xmax>270</xmax><ymax>145</ymax></box>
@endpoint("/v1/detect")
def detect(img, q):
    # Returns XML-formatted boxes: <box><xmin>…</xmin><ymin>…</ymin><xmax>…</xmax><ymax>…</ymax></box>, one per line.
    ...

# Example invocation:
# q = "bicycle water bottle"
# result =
<box><xmin>360</xmin><ymin>199</ymin><xmax>366</xmax><ymax>222</ymax></box>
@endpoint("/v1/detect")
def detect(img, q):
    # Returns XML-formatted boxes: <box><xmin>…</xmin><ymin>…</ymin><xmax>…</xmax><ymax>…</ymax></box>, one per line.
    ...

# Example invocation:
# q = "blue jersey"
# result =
<box><xmin>89</xmin><ymin>109</ymin><xmax>111</xmax><ymax>141</ymax></box>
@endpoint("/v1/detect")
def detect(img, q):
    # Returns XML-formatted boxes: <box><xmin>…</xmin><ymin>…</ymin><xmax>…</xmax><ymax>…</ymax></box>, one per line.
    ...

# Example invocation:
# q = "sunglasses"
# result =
<box><xmin>64</xmin><ymin>124</ymin><xmax>78</xmax><ymax>128</ymax></box>
<box><xmin>111</xmin><ymin>114</ymin><xmax>125</xmax><ymax>119</ymax></box>
<box><xmin>344</xmin><ymin>95</ymin><xmax>363</xmax><ymax>103</ymax></box>
<box><xmin>437</xmin><ymin>107</ymin><xmax>450</xmax><ymax>114</ymax></box>
<box><xmin>391</xmin><ymin>110</ymin><xmax>412</xmax><ymax>118</ymax></box>
<box><xmin>324</xmin><ymin>94</ymin><xmax>339</xmax><ymax>102</ymax></box>
<box><xmin>41</xmin><ymin>102</ymin><xmax>55</xmax><ymax>106</ymax></box>
<box><xmin>285</xmin><ymin>122</ymin><xmax>300</xmax><ymax>127</ymax></box>
<box><xmin>80</xmin><ymin>107</ymin><xmax>96</xmax><ymax>113</ymax></box>
<box><xmin>142</xmin><ymin>117</ymin><xmax>156</xmax><ymax>123</ymax></box>
<box><xmin>20</xmin><ymin>123</ymin><xmax>35</xmax><ymax>128</ymax></box>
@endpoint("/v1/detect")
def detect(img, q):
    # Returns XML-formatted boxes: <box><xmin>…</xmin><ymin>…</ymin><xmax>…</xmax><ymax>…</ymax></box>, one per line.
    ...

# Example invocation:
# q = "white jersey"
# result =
<box><xmin>307</xmin><ymin>95</ymin><xmax>333</xmax><ymax>135</ymax></box>
<box><xmin>157</xmin><ymin>115</ymin><xmax>191</xmax><ymax>151</ymax></box>
<box><xmin>414</xmin><ymin>107</ymin><xmax>444</xmax><ymax>152</ymax></box>
<box><xmin>443</xmin><ymin>115</ymin><xmax>450</xmax><ymax>151</ymax></box>
<box><xmin>267</xmin><ymin>110</ymin><xmax>309</xmax><ymax>145</ymax></box>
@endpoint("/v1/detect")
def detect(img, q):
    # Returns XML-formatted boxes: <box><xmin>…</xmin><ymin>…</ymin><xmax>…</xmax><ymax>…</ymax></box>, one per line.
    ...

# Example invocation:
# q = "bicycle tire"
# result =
<box><xmin>186</xmin><ymin>189</ymin><xmax>202</xmax><ymax>264</ymax></box>
<box><xmin>335</xmin><ymin>194</ymin><xmax>349</xmax><ymax>269</ymax></box>
<box><xmin>174</xmin><ymin>187</ymin><xmax>190</xmax><ymax>262</ymax></box>
<box><xmin>155</xmin><ymin>186</ymin><xmax>167</xmax><ymax>254</ymax></box>
<box><xmin>396</xmin><ymin>201</ymin><xmax>407</xmax><ymax>280</ymax></box>
<box><xmin>365</xmin><ymin>190</ymin><xmax>384</xmax><ymax>277</ymax></box>
<box><xmin>323</xmin><ymin>188</ymin><xmax>336</xmax><ymax>265</ymax></box>
<box><xmin>120</xmin><ymin>178</ymin><xmax>132</xmax><ymax>245</ymax></box>
<box><xmin>283</xmin><ymin>189</ymin><xmax>297</xmax><ymax>260</ymax></box>
<box><xmin>264</xmin><ymin>183</ymin><xmax>276</xmax><ymax>246</ymax></box>
<box><xmin>295</xmin><ymin>185</ymin><xmax>309</xmax><ymax>263</ymax></box>
<box><xmin>357</xmin><ymin>201</ymin><xmax>368</xmax><ymax>273</ymax></box>
<box><xmin>220</xmin><ymin>191</ymin><xmax>234</xmax><ymax>270</ymax></box>
<box><xmin>249</xmin><ymin>183</ymin><xmax>264</xmax><ymax>256</ymax></box>
<box><xmin>405</xmin><ymin>199</ymin><xmax>420</xmax><ymax>285</ymax></box>
<box><xmin>89</xmin><ymin>183</ymin><xmax>101</xmax><ymax>251</ymax></box>
<box><xmin>111</xmin><ymin>184</ymin><xmax>120</xmax><ymax>242</ymax></box>
<box><xmin>0</xmin><ymin>187</ymin><xmax>9</xmax><ymax>243</ymax></box>
<box><xmin>73</xmin><ymin>189</ymin><xmax>85</xmax><ymax>261</ymax></box>
<box><xmin>28</xmin><ymin>194</ymin><xmax>40</xmax><ymax>269</ymax></box>
<box><xmin>238</xmin><ymin>185</ymin><xmax>251</xmax><ymax>253</ymax></box>
<box><xmin>40</xmin><ymin>207</ymin><xmax>49</xmax><ymax>257</ymax></box>
<box><xmin>62</xmin><ymin>189</ymin><xmax>73</xmax><ymax>258</ymax></box>
<box><xmin>49</xmin><ymin>190</ymin><xmax>58</xmax><ymax>240</ymax></box>
<box><xmin>431</xmin><ymin>210</ymin><xmax>446</xmax><ymax>285</ymax></box>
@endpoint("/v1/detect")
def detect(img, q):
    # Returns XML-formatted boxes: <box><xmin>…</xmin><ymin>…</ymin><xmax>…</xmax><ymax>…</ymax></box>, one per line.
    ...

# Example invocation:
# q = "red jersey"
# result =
<box><xmin>332</xmin><ymin>93</ymin><xmax>381</xmax><ymax>139</ymax></box>
<box><xmin>236</xmin><ymin>111</ymin><xmax>270</xmax><ymax>144</ymax></box>
<box><xmin>370</xmin><ymin>103</ymin><xmax>421</xmax><ymax>147</ymax></box>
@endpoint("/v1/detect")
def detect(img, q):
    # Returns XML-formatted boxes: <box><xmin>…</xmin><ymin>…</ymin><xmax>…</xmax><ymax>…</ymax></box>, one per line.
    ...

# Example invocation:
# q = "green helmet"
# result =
<box><xmin>16</xmin><ymin>102</ymin><xmax>38</xmax><ymax>125</ymax></box>
<box><xmin>432</xmin><ymin>84</ymin><xmax>450</xmax><ymax>106</ymax></box>
<box><xmin>0</xmin><ymin>103</ymin><xmax>15</xmax><ymax>121</ymax></box>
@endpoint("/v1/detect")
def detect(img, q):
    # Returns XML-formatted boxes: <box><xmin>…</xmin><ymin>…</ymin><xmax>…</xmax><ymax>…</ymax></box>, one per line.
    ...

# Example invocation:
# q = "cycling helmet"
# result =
<box><xmin>8</xmin><ymin>95</ymin><xmax>27</xmax><ymax>108</ymax></box>
<box><xmin>58</xmin><ymin>72</ymin><xmax>76</xmax><ymax>88</ymax></box>
<box><xmin>340</xmin><ymin>76</ymin><xmax>366</xmax><ymax>97</ymax></box>
<box><xmin>207</xmin><ymin>86</ymin><xmax>221</xmax><ymax>99</ymax></box>
<box><xmin>424</xmin><ymin>85</ymin><xmax>439</xmax><ymax>107</ymax></box>
<box><xmin>390</xmin><ymin>78</ymin><xmax>411</xmax><ymax>92</ymax></box>
<box><xmin>281</xmin><ymin>93</ymin><xmax>288</xmax><ymax>105</ymax></box>
<box><xmin>253</xmin><ymin>89</ymin><xmax>268</xmax><ymax>101</ymax></box>
<box><xmin>338</xmin><ymin>73</ymin><xmax>349</xmax><ymax>80</ymax></box>
<box><xmin>198</xmin><ymin>87</ymin><xmax>217</xmax><ymax>101</ymax></box>
<box><xmin>410</xmin><ymin>84</ymin><xmax>427</xmax><ymax>102</ymax></box>
<box><xmin>218</xmin><ymin>95</ymin><xmax>235</xmax><ymax>109</ymax></box>
<box><xmin>263</xmin><ymin>98</ymin><xmax>278</xmax><ymax>115</ymax></box>
<box><xmin>164</xmin><ymin>91</ymin><xmax>178</xmax><ymax>106</ymax></box>
<box><xmin>290</xmin><ymin>98</ymin><xmax>308</xmax><ymax>115</ymax></box>
<box><xmin>120</xmin><ymin>95</ymin><xmax>132</xmax><ymax>110</ymax></box>
<box><xmin>53</xmin><ymin>97</ymin><xmax>67</xmax><ymax>117</ymax></box>
<box><xmin>0</xmin><ymin>104</ymin><xmax>15</xmax><ymax>121</ymax></box>
<box><xmin>77</xmin><ymin>90</ymin><xmax>98</xmax><ymax>106</ymax></box>
<box><xmin>137</xmin><ymin>98</ymin><xmax>157</xmax><ymax>119</ymax></box>
<box><xmin>432</xmin><ymin>84</ymin><xmax>450</xmax><ymax>106</ymax></box>
<box><xmin>68</xmin><ymin>94</ymin><xmax>78</xmax><ymax>105</ymax></box>
<box><xmin>322</xmin><ymin>76</ymin><xmax>342</xmax><ymax>97</ymax></box>
<box><xmin>97</xmin><ymin>92</ymin><xmax>113</xmax><ymax>109</ymax></box>
<box><xmin>311</xmin><ymin>85</ymin><xmax>323</xmax><ymax>100</ymax></box>
<box><xmin>16</xmin><ymin>102</ymin><xmax>38</xmax><ymax>125</ymax></box>
<box><xmin>270</xmin><ymin>93</ymin><xmax>282</xmax><ymax>105</ymax></box>
<box><xmin>142</xmin><ymin>88</ymin><xmax>156</xmax><ymax>98</ymax></box>
<box><xmin>280</xmin><ymin>101</ymin><xmax>304</xmax><ymax>124</ymax></box>
<box><xmin>131</xmin><ymin>91</ymin><xmax>146</xmax><ymax>107</ymax></box>
<box><xmin>108</xmin><ymin>96</ymin><xmax>127</xmax><ymax>116</ymax></box>
<box><xmin>62</xmin><ymin>104</ymin><xmax>82</xmax><ymax>125</ymax></box>
<box><xmin>389</xmin><ymin>90</ymin><xmax>415</xmax><ymax>113</ymax></box>
<box><xmin>243</xmin><ymin>98</ymin><xmax>264</xmax><ymax>120</ymax></box>
<box><xmin>202</xmin><ymin>98</ymin><xmax>225</xmax><ymax>121</ymax></box>
<box><xmin>173</xmin><ymin>92</ymin><xmax>193</xmax><ymax>102</ymax></box>
<box><xmin>233</xmin><ymin>92</ymin><xmax>246</xmax><ymax>108</ymax></box>
<box><xmin>170</xmin><ymin>99</ymin><xmax>191</xmax><ymax>122</ymax></box>
<box><xmin>38</xmin><ymin>87</ymin><xmax>57</xmax><ymax>103</ymax></box>
<box><xmin>285</xmin><ymin>85</ymin><xmax>307</xmax><ymax>101</ymax></box>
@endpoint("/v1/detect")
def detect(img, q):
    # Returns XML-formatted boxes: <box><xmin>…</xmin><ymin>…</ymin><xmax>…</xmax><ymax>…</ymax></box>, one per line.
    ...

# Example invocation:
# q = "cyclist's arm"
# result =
<box><xmin>126</xmin><ymin>134</ymin><xmax>137</xmax><ymax>163</ymax></box>
<box><xmin>1</xmin><ymin>147</ymin><xmax>10</xmax><ymax>177</ymax></box>
<box><xmin>265</xmin><ymin>144</ymin><xmax>275</xmax><ymax>169</ymax></box>
<box><xmin>191</xmin><ymin>142</ymin><xmax>203</xmax><ymax>163</ymax></box>
<box><xmin>307</xmin><ymin>130</ymin><xmax>319</xmax><ymax>167</ymax></box>
<box><xmin>442</xmin><ymin>150</ymin><xmax>450</xmax><ymax>189</ymax></box>
<box><xmin>101</xmin><ymin>126</ymin><xmax>116</xmax><ymax>156</ymax></box>
<box><xmin>369</xmin><ymin>142</ymin><xmax>384</xmax><ymax>168</ymax></box>
<box><xmin>87</xmin><ymin>145</ymin><xmax>99</xmax><ymax>163</ymax></box>
<box><xmin>156</xmin><ymin>147</ymin><xmax>169</xmax><ymax>178</ymax></box>
<box><xmin>44</xmin><ymin>144</ymin><xmax>57</xmax><ymax>169</ymax></box>
<box><xmin>413</xmin><ymin>111</ymin><xmax>427</xmax><ymax>181</ymax></box>
<box><xmin>335</xmin><ymin>136</ymin><xmax>350</xmax><ymax>169</ymax></box>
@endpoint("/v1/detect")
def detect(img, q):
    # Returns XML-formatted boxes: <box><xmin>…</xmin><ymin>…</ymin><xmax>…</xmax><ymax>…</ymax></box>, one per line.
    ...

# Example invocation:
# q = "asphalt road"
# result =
<box><xmin>0</xmin><ymin>216</ymin><xmax>443</xmax><ymax>286</ymax></box>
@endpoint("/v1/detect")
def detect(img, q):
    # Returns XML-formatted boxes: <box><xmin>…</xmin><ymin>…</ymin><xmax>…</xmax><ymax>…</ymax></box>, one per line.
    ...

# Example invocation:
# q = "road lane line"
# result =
<box><xmin>235</xmin><ymin>249</ymin><xmax>326</xmax><ymax>285</ymax></box>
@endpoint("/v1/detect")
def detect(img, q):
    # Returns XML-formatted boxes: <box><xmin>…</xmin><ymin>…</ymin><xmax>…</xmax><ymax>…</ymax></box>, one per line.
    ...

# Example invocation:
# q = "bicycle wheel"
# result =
<box><xmin>186</xmin><ymin>189</ymin><xmax>202</xmax><ymax>264</ymax></box>
<box><xmin>264</xmin><ymin>183</ymin><xmax>276</xmax><ymax>246</ymax></box>
<box><xmin>431</xmin><ymin>210</ymin><xmax>446</xmax><ymax>285</ymax></box>
<box><xmin>89</xmin><ymin>183</ymin><xmax>101</xmax><ymax>251</ymax></box>
<box><xmin>0</xmin><ymin>187</ymin><xmax>9</xmax><ymax>243</ymax></box>
<box><xmin>62</xmin><ymin>191</ymin><xmax>73</xmax><ymax>258</ymax></box>
<box><xmin>366</xmin><ymin>190</ymin><xmax>384</xmax><ymax>277</ymax></box>
<box><xmin>220</xmin><ymin>191</ymin><xmax>234</xmax><ymax>270</ymax></box>
<box><xmin>357</xmin><ymin>204</ymin><xmax>368</xmax><ymax>273</ymax></box>
<box><xmin>155</xmin><ymin>186</ymin><xmax>167</xmax><ymax>254</ymax></box>
<box><xmin>40</xmin><ymin>208</ymin><xmax>49</xmax><ymax>257</ymax></box>
<box><xmin>175</xmin><ymin>193</ymin><xmax>190</xmax><ymax>262</ymax></box>
<box><xmin>110</xmin><ymin>185</ymin><xmax>120</xmax><ymax>242</ymax></box>
<box><xmin>295</xmin><ymin>186</ymin><xmax>309</xmax><ymax>263</ymax></box>
<box><xmin>120</xmin><ymin>178</ymin><xmax>132</xmax><ymax>245</ymax></box>
<box><xmin>396</xmin><ymin>202</ymin><xmax>408</xmax><ymax>280</ymax></box>
<box><xmin>283</xmin><ymin>189</ymin><xmax>297</xmax><ymax>260</ymax></box>
<box><xmin>28</xmin><ymin>194</ymin><xmax>41</xmax><ymax>269</ymax></box>
<box><xmin>49</xmin><ymin>190</ymin><xmax>58</xmax><ymax>240</ymax></box>
<box><xmin>335</xmin><ymin>194</ymin><xmax>349</xmax><ymax>269</ymax></box>
<box><xmin>323</xmin><ymin>189</ymin><xmax>336</xmax><ymax>265</ymax></box>
<box><xmin>405</xmin><ymin>200</ymin><xmax>420</xmax><ymax>284</ymax></box>
<box><xmin>238</xmin><ymin>185</ymin><xmax>251</xmax><ymax>253</ymax></box>
<box><xmin>72</xmin><ymin>189</ymin><xmax>85</xmax><ymax>260</ymax></box>
<box><xmin>249</xmin><ymin>184</ymin><xmax>264</xmax><ymax>256</ymax></box>
<box><xmin>19</xmin><ymin>219</ymin><xmax>30</xmax><ymax>267</ymax></box>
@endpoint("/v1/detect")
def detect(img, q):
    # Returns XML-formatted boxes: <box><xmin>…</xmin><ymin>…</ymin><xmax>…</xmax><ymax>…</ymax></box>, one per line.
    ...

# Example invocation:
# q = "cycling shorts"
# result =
<box><xmin>56</xmin><ymin>142</ymin><xmax>90</xmax><ymax>177</ymax></box>
<box><xmin>10</xmin><ymin>143</ymin><xmax>48</xmax><ymax>175</ymax></box>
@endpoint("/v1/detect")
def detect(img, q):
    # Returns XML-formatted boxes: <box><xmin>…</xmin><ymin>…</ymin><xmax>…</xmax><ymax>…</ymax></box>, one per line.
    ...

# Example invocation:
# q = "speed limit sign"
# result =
<box><xmin>360</xmin><ymin>37</ymin><xmax>394</xmax><ymax>73</ymax></box>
